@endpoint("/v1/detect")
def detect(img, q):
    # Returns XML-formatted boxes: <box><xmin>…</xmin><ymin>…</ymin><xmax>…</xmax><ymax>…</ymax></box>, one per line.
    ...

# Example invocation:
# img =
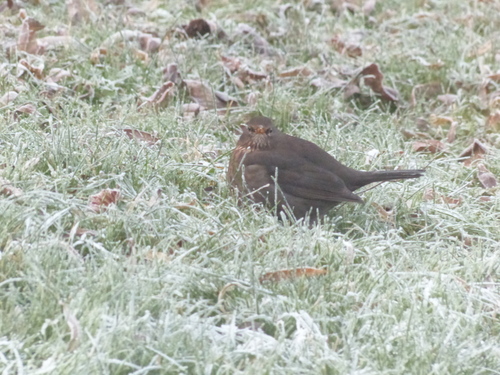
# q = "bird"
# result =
<box><xmin>227</xmin><ymin>116</ymin><xmax>425</xmax><ymax>223</ymax></box>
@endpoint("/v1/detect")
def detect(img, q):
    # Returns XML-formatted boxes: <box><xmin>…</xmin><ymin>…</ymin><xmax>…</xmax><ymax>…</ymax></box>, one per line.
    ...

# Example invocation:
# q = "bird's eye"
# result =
<box><xmin>266</xmin><ymin>129</ymin><xmax>272</xmax><ymax>134</ymax></box>
<box><xmin>248</xmin><ymin>127</ymin><xmax>255</xmax><ymax>133</ymax></box>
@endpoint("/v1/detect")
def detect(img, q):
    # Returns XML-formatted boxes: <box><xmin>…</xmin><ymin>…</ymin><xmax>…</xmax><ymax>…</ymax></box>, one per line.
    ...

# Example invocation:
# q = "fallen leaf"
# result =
<box><xmin>410</xmin><ymin>82</ymin><xmax>443</xmax><ymax>107</ymax></box>
<box><xmin>447</xmin><ymin>121</ymin><xmax>458</xmax><ymax>143</ymax></box>
<box><xmin>90</xmin><ymin>47</ymin><xmax>107</xmax><ymax>64</ymax></box>
<box><xmin>88</xmin><ymin>189</ymin><xmax>121</xmax><ymax>212</ymax></box>
<box><xmin>437</xmin><ymin>94</ymin><xmax>458</xmax><ymax>106</ymax></box>
<box><xmin>0</xmin><ymin>178</ymin><xmax>23</xmax><ymax>197</ymax></box>
<box><xmin>279</xmin><ymin>66</ymin><xmax>314</xmax><ymax>78</ymax></box>
<box><xmin>18</xmin><ymin>58</ymin><xmax>44</xmax><ymax>79</ymax></box>
<box><xmin>236</xmin><ymin>23</ymin><xmax>272</xmax><ymax>55</ymax></box>
<box><xmin>359</xmin><ymin>63</ymin><xmax>398</xmax><ymax>102</ymax></box>
<box><xmin>15</xmin><ymin>103</ymin><xmax>37</xmax><ymax>115</ymax></box>
<box><xmin>412</xmin><ymin>139</ymin><xmax>446</xmax><ymax>153</ymax></box>
<box><xmin>459</xmin><ymin>139</ymin><xmax>488</xmax><ymax>166</ymax></box>
<box><xmin>429</xmin><ymin>115</ymin><xmax>454</xmax><ymax>127</ymax></box>
<box><xmin>423</xmin><ymin>188</ymin><xmax>462</xmax><ymax>205</ymax></box>
<box><xmin>139</xmin><ymin>81</ymin><xmax>175</xmax><ymax>110</ymax></box>
<box><xmin>362</xmin><ymin>0</ymin><xmax>377</xmax><ymax>14</ymax></box>
<box><xmin>46</xmin><ymin>68</ymin><xmax>72</xmax><ymax>83</ymax></box>
<box><xmin>330</xmin><ymin>35</ymin><xmax>362</xmax><ymax>58</ymax></box>
<box><xmin>260</xmin><ymin>267</ymin><xmax>327</xmax><ymax>282</ymax></box>
<box><xmin>99</xmin><ymin>30</ymin><xmax>161</xmax><ymax>53</ymax></box>
<box><xmin>182</xmin><ymin>18</ymin><xmax>211</xmax><ymax>38</ymax></box>
<box><xmin>67</xmin><ymin>0</ymin><xmax>98</xmax><ymax>24</ymax></box>
<box><xmin>488</xmin><ymin>73</ymin><xmax>500</xmax><ymax>83</ymax></box>
<box><xmin>467</xmin><ymin>40</ymin><xmax>492</xmax><ymax>58</ymax></box>
<box><xmin>0</xmin><ymin>91</ymin><xmax>19</xmax><ymax>106</ymax></box>
<box><xmin>17</xmin><ymin>16</ymin><xmax>45</xmax><ymax>54</ymax></box>
<box><xmin>310</xmin><ymin>77</ymin><xmax>347</xmax><ymax>90</ymax></box>
<box><xmin>183</xmin><ymin>79</ymin><xmax>238</xmax><ymax>110</ymax></box>
<box><xmin>486</xmin><ymin>111</ymin><xmax>500</xmax><ymax>132</ymax></box>
<box><xmin>144</xmin><ymin>250</ymin><xmax>171</xmax><ymax>262</ymax></box>
<box><xmin>162</xmin><ymin>63</ymin><xmax>181</xmax><ymax>85</ymax></box>
<box><xmin>371</xmin><ymin>202</ymin><xmax>394</xmax><ymax>222</ymax></box>
<box><xmin>122</xmin><ymin>128</ymin><xmax>160</xmax><ymax>146</ymax></box>
<box><xmin>477</xmin><ymin>164</ymin><xmax>497</xmax><ymax>188</ymax></box>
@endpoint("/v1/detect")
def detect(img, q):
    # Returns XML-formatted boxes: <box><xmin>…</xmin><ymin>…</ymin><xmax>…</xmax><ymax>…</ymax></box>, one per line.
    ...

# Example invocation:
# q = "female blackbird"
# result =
<box><xmin>228</xmin><ymin>116</ymin><xmax>425</xmax><ymax>222</ymax></box>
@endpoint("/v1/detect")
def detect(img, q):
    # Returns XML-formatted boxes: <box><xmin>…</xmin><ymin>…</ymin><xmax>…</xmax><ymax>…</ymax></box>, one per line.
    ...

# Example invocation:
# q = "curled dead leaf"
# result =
<box><xmin>429</xmin><ymin>114</ymin><xmax>454</xmax><ymax>127</ymax></box>
<box><xmin>183</xmin><ymin>79</ymin><xmax>238</xmax><ymax>110</ymax></box>
<box><xmin>122</xmin><ymin>128</ymin><xmax>160</xmax><ymax>146</ymax></box>
<box><xmin>139</xmin><ymin>81</ymin><xmax>175</xmax><ymax>110</ymax></box>
<box><xmin>410</xmin><ymin>82</ymin><xmax>443</xmax><ymax>107</ymax></box>
<box><xmin>486</xmin><ymin>111</ymin><xmax>500</xmax><ymax>132</ymax></box>
<box><xmin>423</xmin><ymin>188</ymin><xmax>462</xmax><ymax>205</ymax></box>
<box><xmin>0</xmin><ymin>91</ymin><xmax>19</xmax><ymax>106</ymax></box>
<box><xmin>88</xmin><ymin>189</ymin><xmax>121</xmax><ymax>212</ymax></box>
<box><xmin>330</xmin><ymin>36</ymin><xmax>362</xmax><ymax>58</ymax></box>
<box><xmin>459</xmin><ymin>139</ymin><xmax>488</xmax><ymax>166</ymax></box>
<box><xmin>359</xmin><ymin>63</ymin><xmax>398</xmax><ymax>102</ymax></box>
<box><xmin>412</xmin><ymin>139</ymin><xmax>446</xmax><ymax>153</ymax></box>
<box><xmin>17</xmin><ymin>16</ymin><xmax>45</xmax><ymax>54</ymax></box>
<box><xmin>259</xmin><ymin>267</ymin><xmax>327</xmax><ymax>283</ymax></box>
<box><xmin>163</xmin><ymin>63</ymin><xmax>181</xmax><ymax>85</ymax></box>
<box><xmin>47</xmin><ymin>68</ymin><xmax>71</xmax><ymax>83</ymax></box>
<box><xmin>236</xmin><ymin>23</ymin><xmax>272</xmax><ymax>55</ymax></box>
<box><xmin>15</xmin><ymin>103</ymin><xmax>37</xmax><ymax>115</ymax></box>
<box><xmin>371</xmin><ymin>202</ymin><xmax>394</xmax><ymax>222</ymax></box>
<box><xmin>18</xmin><ymin>58</ymin><xmax>44</xmax><ymax>79</ymax></box>
<box><xmin>477</xmin><ymin>164</ymin><xmax>497</xmax><ymax>188</ymax></box>
<box><xmin>67</xmin><ymin>0</ymin><xmax>98</xmax><ymax>24</ymax></box>
<box><xmin>0</xmin><ymin>178</ymin><xmax>23</xmax><ymax>197</ymax></box>
<box><xmin>279</xmin><ymin>66</ymin><xmax>314</xmax><ymax>78</ymax></box>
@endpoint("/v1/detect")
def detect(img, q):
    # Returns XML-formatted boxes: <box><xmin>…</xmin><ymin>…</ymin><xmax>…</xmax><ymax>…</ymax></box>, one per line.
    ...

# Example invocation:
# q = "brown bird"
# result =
<box><xmin>228</xmin><ymin>116</ymin><xmax>425</xmax><ymax>222</ymax></box>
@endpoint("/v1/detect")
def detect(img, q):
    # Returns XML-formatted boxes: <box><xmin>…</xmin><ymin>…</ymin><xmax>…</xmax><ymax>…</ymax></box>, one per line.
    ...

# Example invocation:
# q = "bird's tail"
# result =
<box><xmin>349</xmin><ymin>169</ymin><xmax>425</xmax><ymax>191</ymax></box>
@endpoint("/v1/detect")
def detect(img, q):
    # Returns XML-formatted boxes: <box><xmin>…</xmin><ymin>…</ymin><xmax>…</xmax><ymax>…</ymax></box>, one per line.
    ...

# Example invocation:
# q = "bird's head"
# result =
<box><xmin>240</xmin><ymin>116</ymin><xmax>279</xmax><ymax>150</ymax></box>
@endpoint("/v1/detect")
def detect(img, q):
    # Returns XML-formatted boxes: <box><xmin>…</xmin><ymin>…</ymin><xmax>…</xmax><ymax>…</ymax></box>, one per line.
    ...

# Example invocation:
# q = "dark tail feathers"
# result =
<box><xmin>350</xmin><ymin>169</ymin><xmax>425</xmax><ymax>191</ymax></box>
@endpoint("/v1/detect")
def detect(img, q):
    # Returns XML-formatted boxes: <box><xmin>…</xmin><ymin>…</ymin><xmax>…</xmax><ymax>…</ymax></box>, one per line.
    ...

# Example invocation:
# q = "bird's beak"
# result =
<box><xmin>255</xmin><ymin>126</ymin><xmax>266</xmax><ymax>134</ymax></box>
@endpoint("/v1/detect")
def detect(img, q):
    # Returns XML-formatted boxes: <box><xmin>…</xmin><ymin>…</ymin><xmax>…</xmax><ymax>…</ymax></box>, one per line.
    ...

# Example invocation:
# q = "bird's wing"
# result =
<box><xmin>242</xmin><ymin>151</ymin><xmax>362</xmax><ymax>203</ymax></box>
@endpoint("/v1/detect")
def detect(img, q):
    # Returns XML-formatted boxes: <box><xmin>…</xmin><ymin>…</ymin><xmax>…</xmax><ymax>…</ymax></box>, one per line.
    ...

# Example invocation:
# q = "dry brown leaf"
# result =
<box><xmin>488</xmin><ymin>73</ymin><xmax>500</xmax><ymax>83</ymax></box>
<box><xmin>477</xmin><ymin>164</ymin><xmax>497</xmax><ymax>188</ymax></box>
<box><xmin>47</xmin><ymin>68</ymin><xmax>72</xmax><ymax>83</ymax></box>
<box><xmin>429</xmin><ymin>115</ymin><xmax>454</xmax><ymax>127</ymax></box>
<box><xmin>162</xmin><ymin>63</ymin><xmax>181</xmax><ymax>85</ymax></box>
<box><xmin>468</xmin><ymin>40</ymin><xmax>492</xmax><ymax>58</ymax></box>
<box><xmin>122</xmin><ymin>128</ymin><xmax>160</xmax><ymax>146</ymax></box>
<box><xmin>67</xmin><ymin>0</ymin><xmax>98</xmax><ymax>24</ymax></box>
<box><xmin>279</xmin><ymin>66</ymin><xmax>314</xmax><ymax>78</ymax></box>
<box><xmin>410</xmin><ymin>82</ymin><xmax>443</xmax><ymax>107</ymax></box>
<box><xmin>140</xmin><ymin>81</ymin><xmax>175</xmax><ymax>110</ymax></box>
<box><xmin>15</xmin><ymin>103</ymin><xmax>37</xmax><ymax>115</ymax></box>
<box><xmin>371</xmin><ymin>202</ymin><xmax>394</xmax><ymax>222</ymax></box>
<box><xmin>236</xmin><ymin>23</ymin><xmax>271</xmax><ymax>55</ymax></box>
<box><xmin>259</xmin><ymin>267</ymin><xmax>327</xmax><ymax>283</ymax></box>
<box><xmin>38</xmin><ymin>35</ymin><xmax>76</xmax><ymax>50</ymax></box>
<box><xmin>0</xmin><ymin>178</ymin><xmax>23</xmax><ymax>197</ymax></box>
<box><xmin>486</xmin><ymin>111</ymin><xmax>500</xmax><ymax>132</ymax></box>
<box><xmin>183</xmin><ymin>79</ymin><xmax>238</xmax><ymax>110</ymax></box>
<box><xmin>362</xmin><ymin>0</ymin><xmax>376</xmax><ymax>14</ymax></box>
<box><xmin>18</xmin><ymin>58</ymin><xmax>44</xmax><ymax>79</ymax></box>
<box><xmin>90</xmin><ymin>47</ymin><xmax>107</xmax><ymax>64</ymax></box>
<box><xmin>359</xmin><ymin>63</ymin><xmax>398</xmax><ymax>102</ymax></box>
<box><xmin>447</xmin><ymin>121</ymin><xmax>458</xmax><ymax>143</ymax></box>
<box><xmin>423</xmin><ymin>188</ymin><xmax>462</xmax><ymax>205</ymax></box>
<box><xmin>17</xmin><ymin>16</ymin><xmax>45</xmax><ymax>54</ymax></box>
<box><xmin>0</xmin><ymin>91</ymin><xmax>18</xmax><ymax>106</ymax></box>
<box><xmin>89</xmin><ymin>189</ymin><xmax>121</xmax><ymax>212</ymax></box>
<box><xmin>182</xmin><ymin>18</ymin><xmax>211</xmax><ymax>38</ymax></box>
<box><xmin>412</xmin><ymin>139</ymin><xmax>446</xmax><ymax>153</ymax></box>
<box><xmin>437</xmin><ymin>94</ymin><xmax>458</xmax><ymax>106</ymax></box>
<box><xmin>310</xmin><ymin>77</ymin><xmax>348</xmax><ymax>90</ymax></box>
<box><xmin>330</xmin><ymin>36</ymin><xmax>362</xmax><ymax>58</ymax></box>
<box><xmin>144</xmin><ymin>250</ymin><xmax>171</xmax><ymax>262</ymax></box>
<box><xmin>459</xmin><ymin>139</ymin><xmax>488</xmax><ymax>166</ymax></box>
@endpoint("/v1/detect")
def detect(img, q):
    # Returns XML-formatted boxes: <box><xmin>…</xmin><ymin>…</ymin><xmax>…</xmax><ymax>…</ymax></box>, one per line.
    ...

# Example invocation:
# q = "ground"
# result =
<box><xmin>0</xmin><ymin>0</ymin><xmax>499</xmax><ymax>374</ymax></box>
